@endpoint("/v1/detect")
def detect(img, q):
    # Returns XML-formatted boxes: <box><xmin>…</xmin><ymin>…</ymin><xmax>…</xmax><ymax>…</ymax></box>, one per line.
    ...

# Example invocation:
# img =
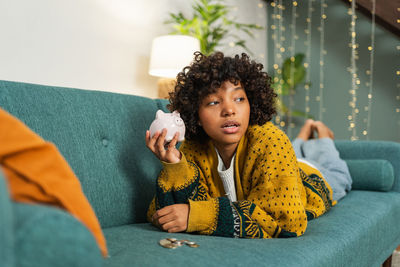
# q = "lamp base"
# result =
<box><xmin>157</xmin><ymin>78</ymin><xmax>177</xmax><ymax>99</ymax></box>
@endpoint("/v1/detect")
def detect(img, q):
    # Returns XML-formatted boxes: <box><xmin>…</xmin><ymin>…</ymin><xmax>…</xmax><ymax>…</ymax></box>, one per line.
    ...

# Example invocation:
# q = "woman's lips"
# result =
<box><xmin>221</xmin><ymin>121</ymin><xmax>240</xmax><ymax>134</ymax></box>
<box><xmin>222</xmin><ymin>125</ymin><xmax>240</xmax><ymax>134</ymax></box>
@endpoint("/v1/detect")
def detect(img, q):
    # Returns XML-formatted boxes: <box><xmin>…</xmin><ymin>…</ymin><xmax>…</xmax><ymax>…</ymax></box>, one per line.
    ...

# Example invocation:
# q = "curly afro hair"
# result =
<box><xmin>168</xmin><ymin>51</ymin><xmax>276</xmax><ymax>143</ymax></box>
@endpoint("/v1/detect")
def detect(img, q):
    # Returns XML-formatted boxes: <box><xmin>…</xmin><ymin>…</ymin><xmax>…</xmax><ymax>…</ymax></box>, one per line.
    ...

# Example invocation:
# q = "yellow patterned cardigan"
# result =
<box><xmin>147</xmin><ymin>122</ymin><xmax>336</xmax><ymax>238</ymax></box>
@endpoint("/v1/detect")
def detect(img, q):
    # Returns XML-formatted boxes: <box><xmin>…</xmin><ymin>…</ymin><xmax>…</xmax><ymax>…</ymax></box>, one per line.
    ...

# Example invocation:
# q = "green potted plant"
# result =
<box><xmin>165</xmin><ymin>0</ymin><xmax>263</xmax><ymax>55</ymax></box>
<box><xmin>271</xmin><ymin>53</ymin><xmax>312</xmax><ymax>120</ymax></box>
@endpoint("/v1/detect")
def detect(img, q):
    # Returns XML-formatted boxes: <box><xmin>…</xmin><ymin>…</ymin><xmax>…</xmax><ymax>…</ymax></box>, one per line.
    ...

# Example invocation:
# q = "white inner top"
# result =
<box><xmin>216</xmin><ymin>148</ymin><xmax>237</xmax><ymax>202</ymax></box>
<box><xmin>297</xmin><ymin>158</ymin><xmax>319</xmax><ymax>171</ymax></box>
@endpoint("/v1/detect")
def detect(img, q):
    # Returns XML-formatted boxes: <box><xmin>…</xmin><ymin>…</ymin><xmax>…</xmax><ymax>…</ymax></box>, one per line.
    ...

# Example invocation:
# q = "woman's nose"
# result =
<box><xmin>221</xmin><ymin>102</ymin><xmax>235</xmax><ymax>117</ymax></box>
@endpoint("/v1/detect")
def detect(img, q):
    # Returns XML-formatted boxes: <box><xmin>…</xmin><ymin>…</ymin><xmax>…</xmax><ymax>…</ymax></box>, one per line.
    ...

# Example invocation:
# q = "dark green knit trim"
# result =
<box><xmin>308</xmin><ymin>174</ymin><xmax>334</xmax><ymax>210</ymax></box>
<box><xmin>248</xmin><ymin>202</ymin><xmax>256</xmax><ymax>215</ymax></box>
<box><xmin>302</xmin><ymin>180</ymin><xmax>320</xmax><ymax>197</ymax></box>
<box><xmin>212</xmin><ymin>197</ymin><xmax>234</xmax><ymax>237</ymax></box>
<box><xmin>233</xmin><ymin>201</ymin><xmax>264</xmax><ymax>238</ymax></box>
<box><xmin>156</xmin><ymin>187</ymin><xmax>175</xmax><ymax>209</ymax></box>
<box><xmin>278</xmin><ymin>229</ymin><xmax>298</xmax><ymax>238</ymax></box>
<box><xmin>156</xmin><ymin>161</ymin><xmax>200</xmax><ymax>208</ymax></box>
<box><xmin>306</xmin><ymin>210</ymin><xmax>315</xmax><ymax>221</ymax></box>
<box><xmin>272</xmin><ymin>226</ymin><xmax>280</xmax><ymax>237</ymax></box>
<box><xmin>300</xmin><ymin>168</ymin><xmax>334</xmax><ymax>211</ymax></box>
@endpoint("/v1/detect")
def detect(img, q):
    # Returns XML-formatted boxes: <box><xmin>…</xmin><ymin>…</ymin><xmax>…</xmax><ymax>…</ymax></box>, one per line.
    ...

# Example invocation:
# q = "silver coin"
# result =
<box><xmin>185</xmin><ymin>241</ymin><xmax>196</xmax><ymax>245</ymax></box>
<box><xmin>159</xmin><ymin>239</ymin><xmax>172</xmax><ymax>247</ymax></box>
<box><xmin>164</xmin><ymin>243</ymin><xmax>178</xmax><ymax>249</ymax></box>
<box><xmin>173</xmin><ymin>240</ymin><xmax>183</xmax><ymax>246</ymax></box>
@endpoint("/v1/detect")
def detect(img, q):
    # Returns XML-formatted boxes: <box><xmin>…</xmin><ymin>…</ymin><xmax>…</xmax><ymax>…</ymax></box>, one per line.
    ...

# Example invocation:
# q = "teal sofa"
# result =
<box><xmin>1</xmin><ymin>80</ymin><xmax>400</xmax><ymax>267</ymax></box>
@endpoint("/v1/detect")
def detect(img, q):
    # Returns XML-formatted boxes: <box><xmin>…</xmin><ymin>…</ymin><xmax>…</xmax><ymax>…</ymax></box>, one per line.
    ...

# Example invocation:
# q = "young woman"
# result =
<box><xmin>145</xmin><ymin>51</ymin><xmax>337</xmax><ymax>238</ymax></box>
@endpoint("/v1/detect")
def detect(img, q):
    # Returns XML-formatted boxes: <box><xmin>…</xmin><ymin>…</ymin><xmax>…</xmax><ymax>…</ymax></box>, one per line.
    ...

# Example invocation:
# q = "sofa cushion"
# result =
<box><xmin>0</xmin><ymin>172</ymin><xmax>14</xmax><ymax>267</ymax></box>
<box><xmin>0</xmin><ymin>80</ymin><xmax>169</xmax><ymax>228</ymax></box>
<box><xmin>346</xmin><ymin>159</ymin><xmax>394</xmax><ymax>191</ymax></box>
<box><xmin>13</xmin><ymin>202</ymin><xmax>102</xmax><ymax>267</ymax></box>
<box><xmin>103</xmin><ymin>190</ymin><xmax>400</xmax><ymax>267</ymax></box>
<box><xmin>0</xmin><ymin>107</ymin><xmax>107</xmax><ymax>256</ymax></box>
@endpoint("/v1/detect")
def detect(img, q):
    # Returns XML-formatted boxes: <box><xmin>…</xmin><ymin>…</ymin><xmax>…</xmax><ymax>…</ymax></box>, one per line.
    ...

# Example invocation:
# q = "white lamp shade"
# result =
<box><xmin>149</xmin><ymin>35</ymin><xmax>200</xmax><ymax>78</ymax></box>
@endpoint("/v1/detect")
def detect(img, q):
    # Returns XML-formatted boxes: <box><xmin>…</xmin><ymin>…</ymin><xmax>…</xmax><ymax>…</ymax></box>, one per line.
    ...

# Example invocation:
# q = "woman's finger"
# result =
<box><xmin>155</xmin><ymin>129</ymin><xmax>167</xmax><ymax>157</ymax></box>
<box><xmin>167</xmin><ymin>132</ymin><xmax>179</xmax><ymax>150</ymax></box>
<box><xmin>145</xmin><ymin>130</ymin><xmax>151</xmax><ymax>146</ymax></box>
<box><xmin>160</xmin><ymin>220</ymin><xmax>177</xmax><ymax>232</ymax></box>
<box><xmin>147</xmin><ymin>130</ymin><xmax>160</xmax><ymax>152</ymax></box>
<box><xmin>155</xmin><ymin>207</ymin><xmax>175</xmax><ymax>224</ymax></box>
<box><xmin>167</xmin><ymin>226</ymin><xmax>181</xmax><ymax>233</ymax></box>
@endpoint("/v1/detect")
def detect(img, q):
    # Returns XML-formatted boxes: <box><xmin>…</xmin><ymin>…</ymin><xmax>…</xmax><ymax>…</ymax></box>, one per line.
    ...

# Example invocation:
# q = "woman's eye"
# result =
<box><xmin>207</xmin><ymin>101</ymin><xmax>219</xmax><ymax>106</ymax></box>
<box><xmin>235</xmin><ymin>97</ymin><xmax>245</xmax><ymax>102</ymax></box>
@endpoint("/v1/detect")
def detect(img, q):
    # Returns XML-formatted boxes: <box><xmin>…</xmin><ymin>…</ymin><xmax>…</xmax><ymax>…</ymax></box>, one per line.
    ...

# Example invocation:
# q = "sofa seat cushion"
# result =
<box><xmin>103</xmin><ymin>190</ymin><xmax>400</xmax><ymax>267</ymax></box>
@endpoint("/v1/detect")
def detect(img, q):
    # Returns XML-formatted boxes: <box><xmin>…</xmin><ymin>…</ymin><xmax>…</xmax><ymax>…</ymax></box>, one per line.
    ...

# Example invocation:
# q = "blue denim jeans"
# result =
<box><xmin>292</xmin><ymin>138</ymin><xmax>352</xmax><ymax>201</ymax></box>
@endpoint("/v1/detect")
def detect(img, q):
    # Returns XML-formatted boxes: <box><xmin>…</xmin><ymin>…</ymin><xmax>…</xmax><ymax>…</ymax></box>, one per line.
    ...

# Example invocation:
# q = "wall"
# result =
<box><xmin>266</xmin><ymin>1</ymin><xmax>400</xmax><ymax>142</ymax></box>
<box><xmin>0</xmin><ymin>0</ymin><xmax>266</xmax><ymax>98</ymax></box>
<box><xmin>1</xmin><ymin>0</ymin><xmax>398</xmax><ymax>141</ymax></box>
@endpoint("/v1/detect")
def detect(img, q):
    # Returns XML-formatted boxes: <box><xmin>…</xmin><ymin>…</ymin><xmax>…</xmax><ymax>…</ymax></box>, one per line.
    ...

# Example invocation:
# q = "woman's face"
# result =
<box><xmin>198</xmin><ymin>80</ymin><xmax>250</xmax><ymax>150</ymax></box>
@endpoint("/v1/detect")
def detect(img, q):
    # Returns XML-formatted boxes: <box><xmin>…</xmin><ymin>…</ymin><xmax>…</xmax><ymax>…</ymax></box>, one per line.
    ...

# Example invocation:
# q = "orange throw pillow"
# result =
<box><xmin>0</xmin><ymin>108</ymin><xmax>107</xmax><ymax>257</ymax></box>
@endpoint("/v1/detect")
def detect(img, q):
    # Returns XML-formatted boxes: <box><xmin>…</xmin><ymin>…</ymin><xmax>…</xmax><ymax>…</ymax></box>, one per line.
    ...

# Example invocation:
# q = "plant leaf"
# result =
<box><xmin>282</xmin><ymin>53</ymin><xmax>306</xmax><ymax>88</ymax></box>
<box><xmin>291</xmin><ymin>110</ymin><xmax>314</xmax><ymax>119</ymax></box>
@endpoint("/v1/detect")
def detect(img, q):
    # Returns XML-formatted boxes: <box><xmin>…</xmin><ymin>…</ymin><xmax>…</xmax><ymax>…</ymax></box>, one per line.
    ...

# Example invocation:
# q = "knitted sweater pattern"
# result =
<box><xmin>147</xmin><ymin>122</ymin><xmax>335</xmax><ymax>238</ymax></box>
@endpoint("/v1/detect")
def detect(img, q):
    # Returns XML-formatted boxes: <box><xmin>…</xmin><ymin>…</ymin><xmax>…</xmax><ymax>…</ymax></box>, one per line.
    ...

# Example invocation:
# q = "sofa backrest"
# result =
<box><xmin>0</xmin><ymin>80</ymin><xmax>169</xmax><ymax>228</ymax></box>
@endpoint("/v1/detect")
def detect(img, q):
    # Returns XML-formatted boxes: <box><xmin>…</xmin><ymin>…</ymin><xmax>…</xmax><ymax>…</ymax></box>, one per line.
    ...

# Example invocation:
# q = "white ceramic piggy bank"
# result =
<box><xmin>149</xmin><ymin>110</ymin><xmax>185</xmax><ymax>142</ymax></box>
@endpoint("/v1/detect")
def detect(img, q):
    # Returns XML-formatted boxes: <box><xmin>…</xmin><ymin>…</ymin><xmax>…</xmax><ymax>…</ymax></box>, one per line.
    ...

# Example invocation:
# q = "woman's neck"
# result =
<box><xmin>214</xmin><ymin>142</ymin><xmax>238</xmax><ymax>169</ymax></box>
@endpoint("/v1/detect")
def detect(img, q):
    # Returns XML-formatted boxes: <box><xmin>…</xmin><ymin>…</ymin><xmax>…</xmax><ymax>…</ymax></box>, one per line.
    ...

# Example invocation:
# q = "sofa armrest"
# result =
<box><xmin>335</xmin><ymin>140</ymin><xmax>400</xmax><ymax>193</ymax></box>
<box><xmin>345</xmin><ymin>159</ymin><xmax>394</xmax><ymax>191</ymax></box>
<box><xmin>13</xmin><ymin>202</ymin><xmax>103</xmax><ymax>267</ymax></box>
<box><xmin>0</xmin><ymin>169</ymin><xmax>102</xmax><ymax>267</ymax></box>
<box><xmin>0</xmin><ymin>170</ymin><xmax>14</xmax><ymax>267</ymax></box>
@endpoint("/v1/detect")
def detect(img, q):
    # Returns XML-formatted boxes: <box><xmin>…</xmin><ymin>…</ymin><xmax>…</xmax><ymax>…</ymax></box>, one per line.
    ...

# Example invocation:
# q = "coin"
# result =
<box><xmin>164</xmin><ymin>243</ymin><xmax>178</xmax><ymax>249</ymax></box>
<box><xmin>185</xmin><ymin>241</ymin><xmax>196</xmax><ymax>245</ymax></box>
<box><xmin>167</xmin><ymin>238</ymin><xmax>177</xmax><ymax>242</ymax></box>
<box><xmin>173</xmin><ymin>240</ymin><xmax>183</xmax><ymax>246</ymax></box>
<box><xmin>159</xmin><ymin>239</ymin><xmax>173</xmax><ymax>248</ymax></box>
<box><xmin>187</xmin><ymin>243</ymin><xmax>200</xmax><ymax>248</ymax></box>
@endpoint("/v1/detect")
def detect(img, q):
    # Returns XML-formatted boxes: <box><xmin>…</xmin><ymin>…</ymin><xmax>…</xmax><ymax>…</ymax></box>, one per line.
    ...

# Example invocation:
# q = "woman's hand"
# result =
<box><xmin>145</xmin><ymin>128</ymin><xmax>181</xmax><ymax>164</ymax></box>
<box><xmin>152</xmin><ymin>204</ymin><xmax>189</xmax><ymax>233</ymax></box>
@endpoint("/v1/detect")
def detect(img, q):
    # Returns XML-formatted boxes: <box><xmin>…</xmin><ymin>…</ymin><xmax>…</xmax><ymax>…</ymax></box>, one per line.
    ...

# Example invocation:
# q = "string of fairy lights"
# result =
<box><xmin>264</xmin><ymin>1</ymin><xmax>269</xmax><ymax>69</ymax></box>
<box><xmin>304</xmin><ymin>0</ymin><xmax>314</xmax><ymax>119</ymax></box>
<box><xmin>269</xmin><ymin>0</ymin><xmax>299</xmax><ymax>139</ymax></box>
<box><xmin>318</xmin><ymin>1</ymin><xmax>327</xmax><ymax>122</ymax></box>
<box><xmin>262</xmin><ymin>0</ymin><xmax>398</xmax><ymax>141</ymax></box>
<box><xmin>271</xmin><ymin>0</ymin><xmax>284</xmax><ymax>129</ymax></box>
<box><xmin>287</xmin><ymin>0</ymin><xmax>298</xmax><ymax>138</ymax></box>
<box><xmin>288</xmin><ymin>1</ymin><xmax>299</xmax><ymax>137</ymax></box>
<box><xmin>348</xmin><ymin>0</ymin><xmax>359</xmax><ymax>141</ymax></box>
<box><xmin>364</xmin><ymin>0</ymin><xmax>376</xmax><ymax>140</ymax></box>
